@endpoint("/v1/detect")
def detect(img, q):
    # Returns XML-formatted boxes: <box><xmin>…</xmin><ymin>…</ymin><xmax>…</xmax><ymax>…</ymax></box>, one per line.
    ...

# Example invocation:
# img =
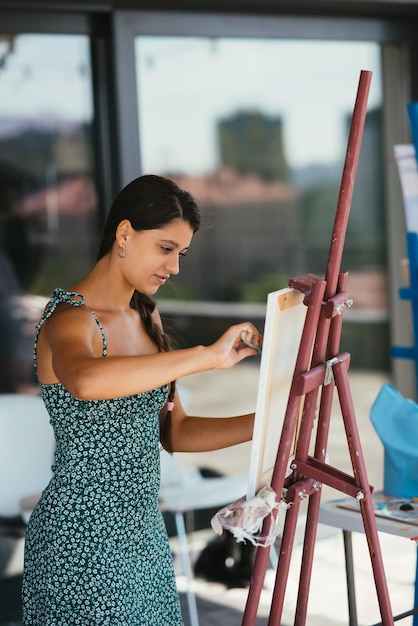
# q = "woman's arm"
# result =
<box><xmin>160</xmin><ymin>388</ymin><xmax>255</xmax><ymax>453</ymax></box>
<box><xmin>40</xmin><ymin>305</ymin><xmax>261</xmax><ymax>401</ymax></box>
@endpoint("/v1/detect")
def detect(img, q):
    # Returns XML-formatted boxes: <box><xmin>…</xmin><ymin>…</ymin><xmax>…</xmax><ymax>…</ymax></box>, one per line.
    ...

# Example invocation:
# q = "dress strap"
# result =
<box><xmin>34</xmin><ymin>288</ymin><xmax>108</xmax><ymax>373</ymax></box>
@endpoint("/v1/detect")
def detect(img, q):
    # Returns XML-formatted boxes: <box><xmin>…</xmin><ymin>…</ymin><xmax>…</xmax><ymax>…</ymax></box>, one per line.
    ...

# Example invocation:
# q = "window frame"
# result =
<box><xmin>0</xmin><ymin>9</ymin><xmax>119</xmax><ymax>223</ymax></box>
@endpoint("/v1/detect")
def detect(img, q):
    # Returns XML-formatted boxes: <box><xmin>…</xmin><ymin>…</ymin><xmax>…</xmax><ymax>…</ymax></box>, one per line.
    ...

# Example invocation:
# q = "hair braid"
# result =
<box><xmin>131</xmin><ymin>290</ymin><xmax>176</xmax><ymax>451</ymax></box>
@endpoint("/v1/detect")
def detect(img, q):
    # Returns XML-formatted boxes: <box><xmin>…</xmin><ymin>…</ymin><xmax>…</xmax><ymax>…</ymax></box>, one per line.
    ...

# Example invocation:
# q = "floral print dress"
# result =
<box><xmin>22</xmin><ymin>289</ymin><xmax>183</xmax><ymax>625</ymax></box>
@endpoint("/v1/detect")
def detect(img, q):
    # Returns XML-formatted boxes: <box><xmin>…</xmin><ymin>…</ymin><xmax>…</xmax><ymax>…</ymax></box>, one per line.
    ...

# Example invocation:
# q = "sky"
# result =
<box><xmin>136</xmin><ymin>37</ymin><xmax>382</xmax><ymax>172</ymax></box>
<box><xmin>0</xmin><ymin>34</ymin><xmax>382</xmax><ymax>172</ymax></box>
<box><xmin>0</xmin><ymin>34</ymin><xmax>93</xmax><ymax>123</ymax></box>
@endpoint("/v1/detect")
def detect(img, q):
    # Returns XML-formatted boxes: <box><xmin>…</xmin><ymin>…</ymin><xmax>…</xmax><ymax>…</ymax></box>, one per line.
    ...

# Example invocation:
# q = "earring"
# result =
<box><xmin>117</xmin><ymin>245</ymin><xmax>126</xmax><ymax>259</ymax></box>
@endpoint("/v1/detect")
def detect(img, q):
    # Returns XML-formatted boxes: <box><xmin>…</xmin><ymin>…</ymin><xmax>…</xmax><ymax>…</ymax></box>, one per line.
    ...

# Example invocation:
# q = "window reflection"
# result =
<box><xmin>0</xmin><ymin>34</ymin><xmax>97</xmax><ymax>393</ymax></box>
<box><xmin>135</xmin><ymin>37</ymin><xmax>385</xmax><ymax>308</ymax></box>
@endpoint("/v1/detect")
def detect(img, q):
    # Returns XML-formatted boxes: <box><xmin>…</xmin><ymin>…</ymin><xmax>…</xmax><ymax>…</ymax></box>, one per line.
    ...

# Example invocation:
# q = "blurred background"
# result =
<box><xmin>2</xmin><ymin>2</ymin><xmax>416</xmax><ymax>395</ymax></box>
<box><xmin>2</xmin><ymin>2</ymin><xmax>418</xmax><ymax>624</ymax></box>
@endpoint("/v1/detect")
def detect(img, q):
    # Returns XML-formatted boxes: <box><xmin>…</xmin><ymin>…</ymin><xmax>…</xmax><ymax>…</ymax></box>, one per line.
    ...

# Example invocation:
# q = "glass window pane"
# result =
<box><xmin>135</xmin><ymin>37</ymin><xmax>384</xmax><ymax>308</ymax></box>
<box><xmin>0</xmin><ymin>33</ymin><xmax>97</xmax><ymax>393</ymax></box>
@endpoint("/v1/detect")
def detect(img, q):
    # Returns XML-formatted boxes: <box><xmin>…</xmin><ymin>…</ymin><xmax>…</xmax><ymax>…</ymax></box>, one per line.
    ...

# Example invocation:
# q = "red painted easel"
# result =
<box><xmin>242</xmin><ymin>70</ymin><xmax>395</xmax><ymax>626</ymax></box>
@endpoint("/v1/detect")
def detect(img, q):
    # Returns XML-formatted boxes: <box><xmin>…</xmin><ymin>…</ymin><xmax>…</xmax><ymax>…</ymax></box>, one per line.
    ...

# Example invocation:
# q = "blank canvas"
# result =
<box><xmin>247</xmin><ymin>287</ymin><xmax>307</xmax><ymax>499</ymax></box>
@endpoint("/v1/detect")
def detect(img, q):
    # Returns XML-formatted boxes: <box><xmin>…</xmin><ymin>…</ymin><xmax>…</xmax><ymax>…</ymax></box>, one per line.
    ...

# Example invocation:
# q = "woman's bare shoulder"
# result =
<box><xmin>42</xmin><ymin>302</ymin><xmax>98</xmax><ymax>344</ymax></box>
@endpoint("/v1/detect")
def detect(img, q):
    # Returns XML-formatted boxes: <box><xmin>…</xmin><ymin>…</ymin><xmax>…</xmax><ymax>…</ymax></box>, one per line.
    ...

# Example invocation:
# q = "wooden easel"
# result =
<box><xmin>242</xmin><ymin>70</ymin><xmax>395</xmax><ymax>626</ymax></box>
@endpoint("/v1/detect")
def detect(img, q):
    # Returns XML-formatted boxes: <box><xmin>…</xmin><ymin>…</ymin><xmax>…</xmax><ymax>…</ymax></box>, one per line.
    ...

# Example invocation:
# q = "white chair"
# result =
<box><xmin>159</xmin><ymin>449</ymin><xmax>248</xmax><ymax>626</ymax></box>
<box><xmin>0</xmin><ymin>394</ymin><xmax>55</xmax><ymax>522</ymax></box>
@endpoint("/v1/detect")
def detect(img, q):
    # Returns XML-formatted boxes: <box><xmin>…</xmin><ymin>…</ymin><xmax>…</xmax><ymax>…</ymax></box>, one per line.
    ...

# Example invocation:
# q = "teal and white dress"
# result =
<box><xmin>22</xmin><ymin>288</ymin><xmax>183</xmax><ymax>625</ymax></box>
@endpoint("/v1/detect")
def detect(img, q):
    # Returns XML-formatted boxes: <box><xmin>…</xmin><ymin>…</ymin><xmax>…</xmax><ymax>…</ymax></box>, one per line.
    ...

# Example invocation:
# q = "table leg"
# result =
<box><xmin>343</xmin><ymin>530</ymin><xmax>358</xmax><ymax>626</ymax></box>
<box><xmin>414</xmin><ymin>546</ymin><xmax>418</xmax><ymax>626</ymax></box>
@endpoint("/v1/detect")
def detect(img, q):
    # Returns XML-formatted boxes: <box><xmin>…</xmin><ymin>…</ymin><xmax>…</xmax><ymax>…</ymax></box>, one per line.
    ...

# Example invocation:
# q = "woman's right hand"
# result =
<box><xmin>208</xmin><ymin>322</ymin><xmax>262</xmax><ymax>370</ymax></box>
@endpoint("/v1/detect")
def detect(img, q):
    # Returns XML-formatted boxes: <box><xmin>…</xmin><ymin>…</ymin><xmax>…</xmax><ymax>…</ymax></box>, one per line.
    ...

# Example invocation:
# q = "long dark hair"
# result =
<box><xmin>98</xmin><ymin>174</ymin><xmax>201</xmax><ymax>449</ymax></box>
<box><xmin>97</xmin><ymin>174</ymin><xmax>200</xmax><ymax>259</ymax></box>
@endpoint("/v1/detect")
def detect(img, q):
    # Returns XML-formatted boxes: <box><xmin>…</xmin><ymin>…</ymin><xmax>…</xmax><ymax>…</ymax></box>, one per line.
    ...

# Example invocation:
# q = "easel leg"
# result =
<box><xmin>242</xmin><ymin>394</ymin><xmax>302</xmax><ymax>626</ymax></box>
<box><xmin>268</xmin><ymin>498</ymin><xmax>303</xmax><ymax>626</ymax></box>
<box><xmin>293</xmin><ymin>489</ymin><xmax>321</xmax><ymax>626</ymax></box>
<box><xmin>293</xmin><ymin>371</ymin><xmax>336</xmax><ymax>624</ymax></box>
<box><xmin>242</xmin><ymin>542</ymin><xmax>272</xmax><ymax>626</ymax></box>
<box><xmin>333</xmin><ymin>359</ymin><xmax>394</xmax><ymax>625</ymax></box>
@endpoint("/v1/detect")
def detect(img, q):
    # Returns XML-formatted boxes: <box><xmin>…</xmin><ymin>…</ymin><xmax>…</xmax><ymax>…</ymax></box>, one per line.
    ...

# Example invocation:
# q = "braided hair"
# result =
<box><xmin>97</xmin><ymin>174</ymin><xmax>201</xmax><ymax>451</ymax></box>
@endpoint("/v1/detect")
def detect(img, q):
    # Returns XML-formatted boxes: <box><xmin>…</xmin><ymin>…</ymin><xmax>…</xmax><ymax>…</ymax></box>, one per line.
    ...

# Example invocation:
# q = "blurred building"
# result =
<box><xmin>218</xmin><ymin>111</ymin><xmax>289</xmax><ymax>182</ymax></box>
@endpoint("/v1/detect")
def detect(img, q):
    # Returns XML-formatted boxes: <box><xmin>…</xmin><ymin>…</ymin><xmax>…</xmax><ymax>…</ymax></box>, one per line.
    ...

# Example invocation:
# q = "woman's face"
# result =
<box><xmin>119</xmin><ymin>218</ymin><xmax>194</xmax><ymax>295</ymax></box>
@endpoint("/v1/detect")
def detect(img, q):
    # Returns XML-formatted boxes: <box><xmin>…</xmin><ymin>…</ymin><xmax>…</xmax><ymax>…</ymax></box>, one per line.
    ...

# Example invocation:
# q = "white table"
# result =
<box><xmin>319</xmin><ymin>496</ymin><xmax>418</xmax><ymax>626</ymax></box>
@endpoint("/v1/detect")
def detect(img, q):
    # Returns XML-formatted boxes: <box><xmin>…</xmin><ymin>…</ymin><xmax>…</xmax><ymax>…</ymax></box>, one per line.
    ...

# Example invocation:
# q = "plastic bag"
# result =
<box><xmin>211</xmin><ymin>485</ymin><xmax>287</xmax><ymax>547</ymax></box>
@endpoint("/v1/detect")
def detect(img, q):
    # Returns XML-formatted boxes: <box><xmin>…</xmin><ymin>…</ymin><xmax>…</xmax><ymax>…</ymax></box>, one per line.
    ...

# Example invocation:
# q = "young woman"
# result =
<box><xmin>22</xmin><ymin>174</ymin><xmax>261</xmax><ymax>625</ymax></box>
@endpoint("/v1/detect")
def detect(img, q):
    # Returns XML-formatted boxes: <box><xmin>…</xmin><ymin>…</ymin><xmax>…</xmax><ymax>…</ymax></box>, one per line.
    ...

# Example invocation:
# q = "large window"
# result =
<box><xmin>135</xmin><ymin>37</ymin><xmax>385</xmax><ymax>310</ymax></box>
<box><xmin>0</xmin><ymin>33</ymin><xmax>97</xmax><ymax>393</ymax></box>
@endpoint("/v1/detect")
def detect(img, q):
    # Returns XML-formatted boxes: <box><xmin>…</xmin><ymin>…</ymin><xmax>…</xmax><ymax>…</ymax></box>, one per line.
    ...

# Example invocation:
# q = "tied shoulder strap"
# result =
<box><xmin>34</xmin><ymin>288</ymin><xmax>108</xmax><ymax>374</ymax></box>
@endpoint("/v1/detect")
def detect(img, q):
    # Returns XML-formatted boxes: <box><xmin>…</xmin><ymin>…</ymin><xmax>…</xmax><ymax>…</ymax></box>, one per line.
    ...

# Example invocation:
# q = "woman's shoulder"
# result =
<box><xmin>40</xmin><ymin>288</ymin><xmax>96</xmax><ymax>334</ymax></box>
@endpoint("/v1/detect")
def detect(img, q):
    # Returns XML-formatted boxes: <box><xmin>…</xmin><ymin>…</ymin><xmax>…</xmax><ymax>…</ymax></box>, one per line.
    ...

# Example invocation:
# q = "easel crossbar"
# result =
<box><xmin>293</xmin><ymin>352</ymin><xmax>351</xmax><ymax>396</ymax></box>
<box><xmin>290</xmin><ymin>457</ymin><xmax>369</xmax><ymax>500</ymax></box>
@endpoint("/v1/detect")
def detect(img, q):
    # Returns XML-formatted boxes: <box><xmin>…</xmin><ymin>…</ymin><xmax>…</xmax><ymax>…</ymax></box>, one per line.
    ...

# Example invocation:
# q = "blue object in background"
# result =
<box><xmin>408</xmin><ymin>102</ymin><xmax>418</xmax><ymax>162</ymax></box>
<box><xmin>392</xmin><ymin>232</ymin><xmax>418</xmax><ymax>397</ymax></box>
<box><xmin>370</xmin><ymin>383</ymin><xmax>418</xmax><ymax>498</ymax></box>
